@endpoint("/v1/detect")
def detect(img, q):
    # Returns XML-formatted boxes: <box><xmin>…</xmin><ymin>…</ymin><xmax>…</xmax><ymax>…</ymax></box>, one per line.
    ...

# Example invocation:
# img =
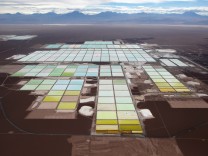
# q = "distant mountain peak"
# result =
<box><xmin>15</xmin><ymin>12</ymin><xmax>23</xmax><ymax>15</ymax></box>
<box><xmin>98</xmin><ymin>11</ymin><xmax>117</xmax><ymax>14</ymax></box>
<box><xmin>96</xmin><ymin>11</ymin><xmax>121</xmax><ymax>17</ymax></box>
<box><xmin>182</xmin><ymin>11</ymin><xmax>199</xmax><ymax>16</ymax></box>
<box><xmin>0</xmin><ymin>11</ymin><xmax>207</xmax><ymax>24</ymax></box>
<box><xmin>45</xmin><ymin>12</ymin><xmax>57</xmax><ymax>15</ymax></box>
<box><xmin>69</xmin><ymin>11</ymin><xmax>84</xmax><ymax>15</ymax></box>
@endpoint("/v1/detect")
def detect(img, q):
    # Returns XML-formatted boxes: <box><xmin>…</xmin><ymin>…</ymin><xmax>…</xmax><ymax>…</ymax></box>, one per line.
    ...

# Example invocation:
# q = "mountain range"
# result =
<box><xmin>0</xmin><ymin>11</ymin><xmax>207</xmax><ymax>25</ymax></box>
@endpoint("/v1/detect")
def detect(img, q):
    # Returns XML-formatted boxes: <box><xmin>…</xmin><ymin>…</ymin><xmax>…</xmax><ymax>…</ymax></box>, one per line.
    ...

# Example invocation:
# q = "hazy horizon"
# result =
<box><xmin>0</xmin><ymin>0</ymin><xmax>208</xmax><ymax>16</ymax></box>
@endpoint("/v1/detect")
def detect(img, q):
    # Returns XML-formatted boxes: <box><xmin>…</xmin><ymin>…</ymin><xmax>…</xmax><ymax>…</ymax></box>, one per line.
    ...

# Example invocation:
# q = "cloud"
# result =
<box><xmin>0</xmin><ymin>0</ymin><xmax>207</xmax><ymax>15</ymax></box>
<box><xmin>0</xmin><ymin>0</ymin><xmax>196</xmax><ymax>8</ymax></box>
<box><xmin>84</xmin><ymin>5</ymin><xmax>208</xmax><ymax>15</ymax></box>
<box><xmin>106</xmin><ymin>0</ymin><xmax>195</xmax><ymax>3</ymax></box>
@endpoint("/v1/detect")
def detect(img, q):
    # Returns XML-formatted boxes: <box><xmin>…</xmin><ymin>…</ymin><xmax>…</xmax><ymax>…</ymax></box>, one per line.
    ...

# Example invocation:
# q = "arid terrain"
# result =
<box><xmin>0</xmin><ymin>24</ymin><xmax>208</xmax><ymax>156</ymax></box>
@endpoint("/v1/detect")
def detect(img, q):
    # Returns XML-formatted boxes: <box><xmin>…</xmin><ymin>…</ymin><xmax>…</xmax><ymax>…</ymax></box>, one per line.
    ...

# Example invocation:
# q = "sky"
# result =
<box><xmin>0</xmin><ymin>0</ymin><xmax>208</xmax><ymax>15</ymax></box>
